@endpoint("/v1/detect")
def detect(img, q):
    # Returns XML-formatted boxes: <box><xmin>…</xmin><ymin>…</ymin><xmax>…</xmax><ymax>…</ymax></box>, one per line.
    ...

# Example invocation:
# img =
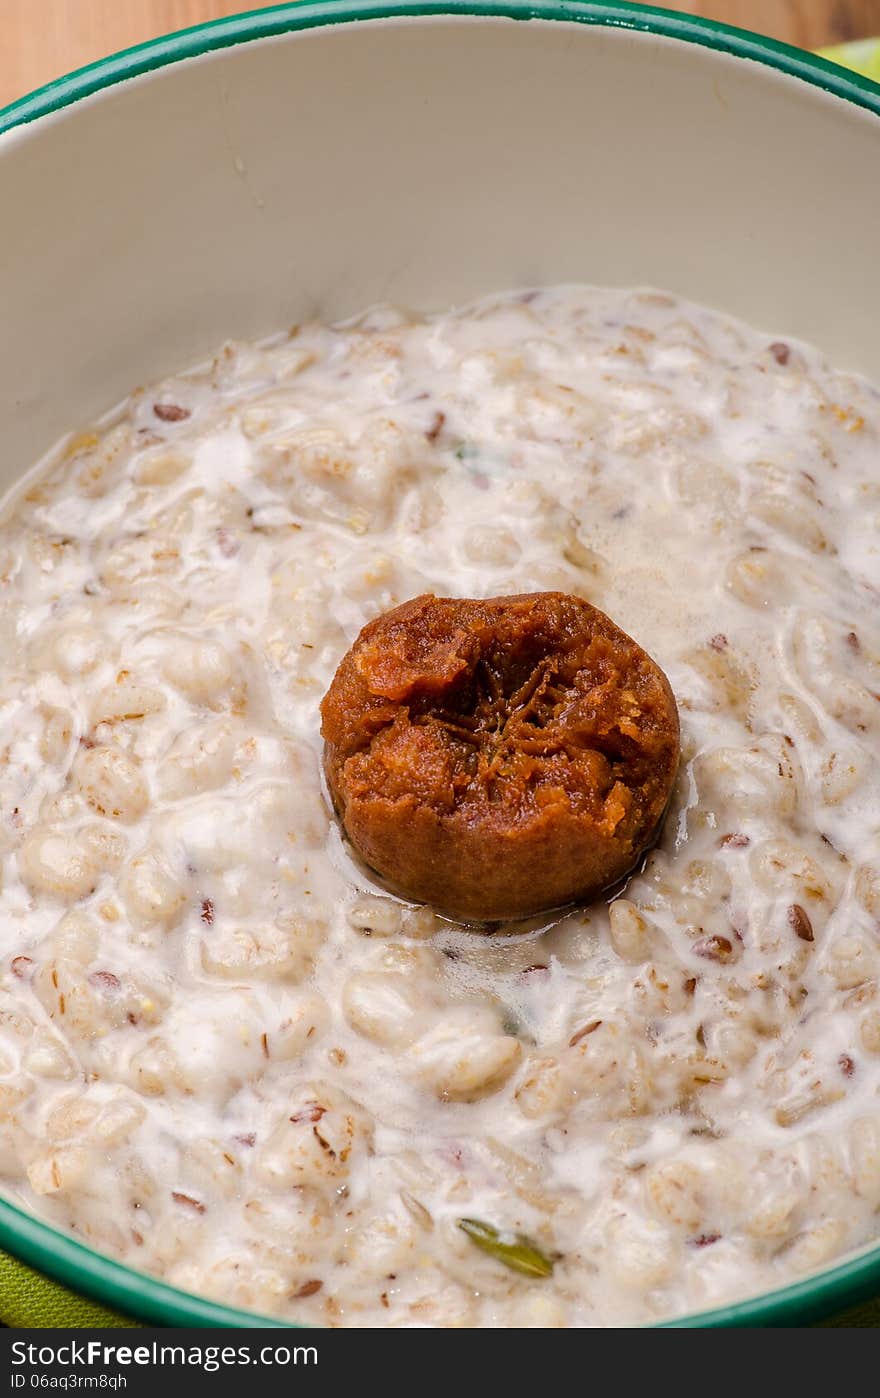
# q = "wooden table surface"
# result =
<box><xmin>2</xmin><ymin>0</ymin><xmax>880</xmax><ymax>110</ymax></box>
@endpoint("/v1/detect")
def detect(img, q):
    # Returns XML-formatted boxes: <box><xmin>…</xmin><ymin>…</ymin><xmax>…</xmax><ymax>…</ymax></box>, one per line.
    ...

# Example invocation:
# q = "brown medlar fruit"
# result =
<box><xmin>321</xmin><ymin>592</ymin><xmax>679</xmax><ymax>922</ymax></box>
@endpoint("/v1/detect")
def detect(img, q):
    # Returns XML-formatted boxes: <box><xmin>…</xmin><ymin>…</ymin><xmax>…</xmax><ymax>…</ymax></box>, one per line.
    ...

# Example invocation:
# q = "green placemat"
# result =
<box><xmin>0</xmin><ymin>1251</ymin><xmax>135</xmax><ymax>1328</ymax></box>
<box><xmin>818</xmin><ymin>37</ymin><xmax>880</xmax><ymax>82</ymax></box>
<box><xmin>821</xmin><ymin>1298</ymin><xmax>880</xmax><ymax>1327</ymax></box>
<box><xmin>1</xmin><ymin>27</ymin><xmax>879</xmax><ymax>1338</ymax></box>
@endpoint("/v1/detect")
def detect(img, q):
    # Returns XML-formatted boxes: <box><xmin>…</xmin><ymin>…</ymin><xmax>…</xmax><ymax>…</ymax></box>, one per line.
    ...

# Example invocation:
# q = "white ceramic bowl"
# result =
<box><xmin>1</xmin><ymin>1</ymin><xmax>879</xmax><ymax>1327</ymax></box>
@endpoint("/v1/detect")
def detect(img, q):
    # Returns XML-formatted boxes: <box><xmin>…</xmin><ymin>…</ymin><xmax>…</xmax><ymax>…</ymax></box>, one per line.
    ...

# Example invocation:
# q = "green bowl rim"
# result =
<box><xmin>1</xmin><ymin>0</ymin><xmax>879</xmax><ymax>1329</ymax></box>
<box><xmin>1</xmin><ymin>0</ymin><xmax>879</xmax><ymax>135</ymax></box>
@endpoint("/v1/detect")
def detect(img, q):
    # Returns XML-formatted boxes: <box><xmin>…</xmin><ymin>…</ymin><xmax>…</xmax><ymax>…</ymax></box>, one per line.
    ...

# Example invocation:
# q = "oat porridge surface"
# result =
<box><xmin>0</xmin><ymin>285</ymin><xmax>879</xmax><ymax>1327</ymax></box>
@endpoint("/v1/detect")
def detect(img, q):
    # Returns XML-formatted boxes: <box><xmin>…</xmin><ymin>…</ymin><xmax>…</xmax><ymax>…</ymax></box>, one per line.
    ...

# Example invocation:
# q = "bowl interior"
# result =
<box><xmin>2</xmin><ymin>4</ymin><xmax>879</xmax><ymax>484</ymax></box>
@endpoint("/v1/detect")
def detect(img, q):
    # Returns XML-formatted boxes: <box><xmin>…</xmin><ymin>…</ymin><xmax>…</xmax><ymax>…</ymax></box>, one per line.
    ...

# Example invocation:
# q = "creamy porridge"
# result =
<box><xmin>0</xmin><ymin>286</ymin><xmax>879</xmax><ymax>1326</ymax></box>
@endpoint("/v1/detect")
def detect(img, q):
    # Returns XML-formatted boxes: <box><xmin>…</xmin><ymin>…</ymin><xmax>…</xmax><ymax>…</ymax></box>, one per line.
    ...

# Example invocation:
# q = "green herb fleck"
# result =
<box><xmin>457</xmin><ymin>1218</ymin><xmax>554</xmax><ymax>1278</ymax></box>
<box><xmin>500</xmin><ymin>1009</ymin><xmax>535</xmax><ymax>1044</ymax></box>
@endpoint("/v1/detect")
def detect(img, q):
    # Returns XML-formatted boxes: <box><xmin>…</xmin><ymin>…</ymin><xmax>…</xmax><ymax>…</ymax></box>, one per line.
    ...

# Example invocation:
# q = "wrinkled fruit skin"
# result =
<box><xmin>321</xmin><ymin>593</ymin><xmax>680</xmax><ymax>922</ymax></box>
